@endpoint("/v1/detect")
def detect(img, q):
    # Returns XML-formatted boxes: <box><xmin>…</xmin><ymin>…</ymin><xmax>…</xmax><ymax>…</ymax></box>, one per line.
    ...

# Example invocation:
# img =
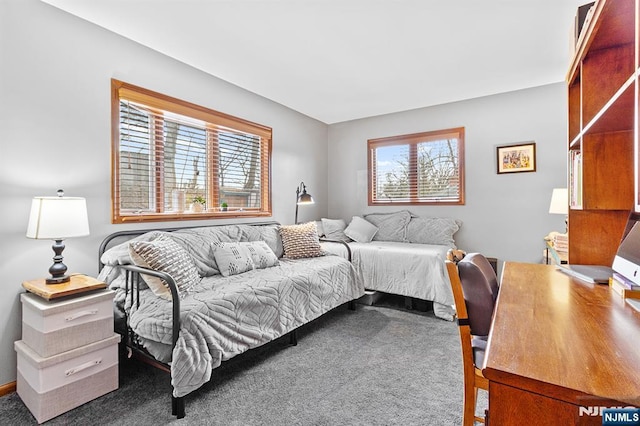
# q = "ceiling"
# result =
<box><xmin>41</xmin><ymin>0</ymin><xmax>587</xmax><ymax>124</ymax></box>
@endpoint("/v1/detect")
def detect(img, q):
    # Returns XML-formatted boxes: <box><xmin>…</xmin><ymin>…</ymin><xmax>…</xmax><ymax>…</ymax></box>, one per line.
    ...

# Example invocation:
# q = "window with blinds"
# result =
<box><xmin>368</xmin><ymin>127</ymin><xmax>465</xmax><ymax>205</ymax></box>
<box><xmin>111</xmin><ymin>79</ymin><xmax>272</xmax><ymax>223</ymax></box>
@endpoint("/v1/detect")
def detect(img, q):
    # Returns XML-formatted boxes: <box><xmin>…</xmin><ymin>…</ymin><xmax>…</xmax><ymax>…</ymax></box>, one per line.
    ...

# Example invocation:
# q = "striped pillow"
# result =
<box><xmin>129</xmin><ymin>235</ymin><xmax>200</xmax><ymax>300</ymax></box>
<box><xmin>279</xmin><ymin>222</ymin><xmax>323</xmax><ymax>259</ymax></box>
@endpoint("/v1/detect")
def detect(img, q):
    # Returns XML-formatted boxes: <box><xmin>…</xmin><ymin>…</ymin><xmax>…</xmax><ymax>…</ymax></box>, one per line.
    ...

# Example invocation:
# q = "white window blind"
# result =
<box><xmin>112</xmin><ymin>79</ymin><xmax>272</xmax><ymax>223</ymax></box>
<box><xmin>368</xmin><ymin>128</ymin><xmax>465</xmax><ymax>205</ymax></box>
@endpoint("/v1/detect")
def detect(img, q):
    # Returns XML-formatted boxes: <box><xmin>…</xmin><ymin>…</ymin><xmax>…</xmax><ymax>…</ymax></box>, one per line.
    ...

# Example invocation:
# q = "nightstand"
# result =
<box><xmin>543</xmin><ymin>241</ymin><xmax>568</xmax><ymax>265</ymax></box>
<box><xmin>15</xmin><ymin>275</ymin><xmax>119</xmax><ymax>424</ymax></box>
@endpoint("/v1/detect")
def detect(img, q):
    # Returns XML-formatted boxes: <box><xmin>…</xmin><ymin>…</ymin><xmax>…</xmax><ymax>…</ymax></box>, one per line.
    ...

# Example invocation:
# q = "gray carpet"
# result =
<box><xmin>1</xmin><ymin>295</ymin><xmax>487</xmax><ymax>425</ymax></box>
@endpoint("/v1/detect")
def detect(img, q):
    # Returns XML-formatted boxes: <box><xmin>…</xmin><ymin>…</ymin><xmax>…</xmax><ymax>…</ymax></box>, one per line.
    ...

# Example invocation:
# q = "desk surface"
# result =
<box><xmin>483</xmin><ymin>262</ymin><xmax>640</xmax><ymax>407</ymax></box>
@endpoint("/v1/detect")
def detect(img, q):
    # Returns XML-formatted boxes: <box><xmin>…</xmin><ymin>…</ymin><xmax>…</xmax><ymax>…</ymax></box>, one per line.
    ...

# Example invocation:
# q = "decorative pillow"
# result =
<box><xmin>129</xmin><ymin>236</ymin><xmax>200</xmax><ymax>300</ymax></box>
<box><xmin>406</xmin><ymin>216</ymin><xmax>462</xmax><ymax>248</ymax></box>
<box><xmin>169</xmin><ymin>226</ymin><xmax>241</xmax><ymax>276</ymax></box>
<box><xmin>321</xmin><ymin>218</ymin><xmax>351</xmax><ymax>242</ymax></box>
<box><xmin>278</xmin><ymin>222</ymin><xmax>323</xmax><ymax>259</ymax></box>
<box><xmin>245</xmin><ymin>240</ymin><xmax>279</xmax><ymax>269</ymax></box>
<box><xmin>344</xmin><ymin>216</ymin><xmax>378</xmax><ymax>243</ymax></box>
<box><xmin>100</xmin><ymin>230</ymin><xmax>167</xmax><ymax>266</ymax></box>
<box><xmin>211</xmin><ymin>242</ymin><xmax>256</xmax><ymax>277</ymax></box>
<box><xmin>364</xmin><ymin>210</ymin><xmax>411</xmax><ymax>242</ymax></box>
<box><xmin>238</xmin><ymin>224</ymin><xmax>284</xmax><ymax>259</ymax></box>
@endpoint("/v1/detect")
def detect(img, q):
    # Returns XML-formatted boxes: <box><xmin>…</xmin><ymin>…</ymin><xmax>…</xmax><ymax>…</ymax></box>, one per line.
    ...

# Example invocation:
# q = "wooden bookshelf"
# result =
<box><xmin>566</xmin><ymin>0</ymin><xmax>637</xmax><ymax>266</ymax></box>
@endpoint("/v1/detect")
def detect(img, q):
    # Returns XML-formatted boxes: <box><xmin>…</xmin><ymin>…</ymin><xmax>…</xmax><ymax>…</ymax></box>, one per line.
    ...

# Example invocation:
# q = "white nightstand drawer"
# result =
<box><xmin>15</xmin><ymin>335</ymin><xmax>120</xmax><ymax>424</ymax></box>
<box><xmin>17</xmin><ymin>367</ymin><xmax>118</xmax><ymax>424</ymax></box>
<box><xmin>15</xmin><ymin>334</ymin><xmax>120</xmax><ymax>393</ymax></box>
<box><xmin>21</xmin><ymin>290</ymin><xmax>114</xmax><ymax>357</ymax></box>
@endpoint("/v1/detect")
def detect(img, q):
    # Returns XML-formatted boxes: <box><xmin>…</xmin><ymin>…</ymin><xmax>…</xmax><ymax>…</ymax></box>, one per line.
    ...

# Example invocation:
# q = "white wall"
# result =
<box><xmin>327</xmin><ymin>83</ymin><xmax>568</xmax><ymax>266</ymax></box>
<box><xmin>0</xmin><ymin>0</ymin><xmax>328</xmax><ymax>385</ymax></box>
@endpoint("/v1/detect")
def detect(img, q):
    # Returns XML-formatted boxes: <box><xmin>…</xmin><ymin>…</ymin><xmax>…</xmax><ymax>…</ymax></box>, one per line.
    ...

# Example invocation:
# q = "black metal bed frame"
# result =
<box><xmin>97</xmin><ymin>221</ymin><xmax>353</xmax><ymax>419</ymax></box>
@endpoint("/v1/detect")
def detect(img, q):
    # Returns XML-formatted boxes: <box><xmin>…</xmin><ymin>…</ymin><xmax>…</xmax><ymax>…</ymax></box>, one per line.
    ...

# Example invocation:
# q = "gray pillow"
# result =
<box><xmin>364</xmin><ymin>210</ymin><xmax>411</xmax><ymax>242</ymax></box>
<box><xmin>321</xmin><ymin>218</ymin><xmax>351</xmax><ymax>241</ymax></box>
<box><xmin>129</xmin><ymin>235</ymin><xmax>200</xmax><ymax>300</ymax></box>
<box><xmin>169</xmin><ymin>226</ymin><xmax>243</xmax><ymax>276</ymax></box>
<box><xmin>406</xmin><ymin>217</ymin><xmax>462</xmax><ymax>248</ymax></box>
<box><xmin>344</xmin><ymin>216</ymin><xmax>378</xmax><ymax>243</ymax></box>
<box><xmin>211</xmin><ymin>242</ymin><xmax>254</xmax><ymax>277</ymax></box>
<box><xmin>245</xmin><ymin>240</ymin><xmax>280</xmax><ymax>269</ymax></box>
<box><xmin>100</xmin><ymin>230</ymin><xmax>167</xmax><ymax>266</ymax></box>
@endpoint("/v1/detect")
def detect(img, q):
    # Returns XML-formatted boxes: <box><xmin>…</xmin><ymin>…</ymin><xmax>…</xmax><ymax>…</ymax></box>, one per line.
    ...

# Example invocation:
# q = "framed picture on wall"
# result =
<box><xmin>496</xmin><ymin>142</ymin><xmax>536</xmax><ymax>174</ymax></box>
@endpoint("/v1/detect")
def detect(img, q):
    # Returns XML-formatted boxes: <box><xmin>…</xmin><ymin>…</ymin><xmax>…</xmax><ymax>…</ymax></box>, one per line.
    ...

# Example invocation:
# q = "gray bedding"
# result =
<box><xmin>98</xmin><ymin>225</ymin><xmax>364</xmax><ymax>398</ymax></box>
<box><xmin>349</xmin><ymin>241</ymin><xmax>455</xmax><ymax>320</ymax></box>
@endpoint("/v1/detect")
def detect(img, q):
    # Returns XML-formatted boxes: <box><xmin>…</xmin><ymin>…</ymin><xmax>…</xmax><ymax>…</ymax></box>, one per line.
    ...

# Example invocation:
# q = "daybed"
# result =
<box><xmin>318</xmin><ymin>210</ymin><xmax>461</xmax><ymax>321</ymax></box>
<box><xmin>97</xmin><ymin>221</ymin><xmax>364</xmax><ymax>418</ymax></box>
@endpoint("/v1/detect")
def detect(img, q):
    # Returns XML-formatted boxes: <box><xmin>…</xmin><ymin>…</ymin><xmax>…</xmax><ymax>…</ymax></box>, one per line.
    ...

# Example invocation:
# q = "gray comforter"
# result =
<box><xmin>348</xmin><ymin>241</ymin><xmax>455</xmax><ymax>320</ymax></box>
<box><xmin>99</xmin><ymin>227</ymin><xmax>363</xmax><ymax>398</ymax></box>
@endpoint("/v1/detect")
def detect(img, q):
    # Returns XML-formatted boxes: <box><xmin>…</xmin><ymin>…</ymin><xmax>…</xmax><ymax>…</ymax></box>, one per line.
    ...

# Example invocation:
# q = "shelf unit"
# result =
<box><xmin>566</xmin><ymin>0</ymin><xmax>637</xmax><ymax>265</ymax></box>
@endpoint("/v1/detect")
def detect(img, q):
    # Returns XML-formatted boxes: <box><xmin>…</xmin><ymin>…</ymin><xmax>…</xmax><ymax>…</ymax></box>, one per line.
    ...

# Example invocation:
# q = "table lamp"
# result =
<box><xmin>26</xmin><ymin>190</ymin><xmax>90</xmax><ymax>284</ymax></box>
<box><xmin>549</xmin><ymin>187</ymin><xmax>568</xmax><ymax>232</ymax></box>
<box><xmin>294</xmin><ymin>182</ymin><xmax>314</xmax><ymax>224</ymax></box>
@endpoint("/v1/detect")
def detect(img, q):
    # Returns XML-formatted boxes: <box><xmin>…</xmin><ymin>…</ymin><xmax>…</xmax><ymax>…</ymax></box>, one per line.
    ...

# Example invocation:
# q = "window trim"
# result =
<box><xmin>111</xmin><ymin>79</ymin><xmax>272</xmax><ymax>223</ymax></box>
<box><xmin>367</xmin><ymin>127</ymin><xmax>465</xmax><ymax>206</ymax></box>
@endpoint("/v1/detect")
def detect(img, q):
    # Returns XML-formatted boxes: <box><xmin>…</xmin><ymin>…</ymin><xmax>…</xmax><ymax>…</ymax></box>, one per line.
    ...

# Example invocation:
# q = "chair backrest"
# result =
<box><xmin>445</xmin><ymin>257</ymin><xmax>492</xmax><ymax>425</ymax></box>
<box><xmin>446</xmin><ymin>260</ymin><xmax>475</xmax><ymax>374</ymax></box>
<box><xmin>456</xmin><ymin>253</ymin><xmax>499</xmax><ymax>337</ymax></box>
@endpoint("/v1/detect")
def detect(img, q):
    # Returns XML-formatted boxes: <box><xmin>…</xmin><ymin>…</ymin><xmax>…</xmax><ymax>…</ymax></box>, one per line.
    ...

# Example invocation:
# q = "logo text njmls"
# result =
<box><xmin>601</xmin><ymin>408</ymin><xmax>640</xmax><ymax>426</ymax></box>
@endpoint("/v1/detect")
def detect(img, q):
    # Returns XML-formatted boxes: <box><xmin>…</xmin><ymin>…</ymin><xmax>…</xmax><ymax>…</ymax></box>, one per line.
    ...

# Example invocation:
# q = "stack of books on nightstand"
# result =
<box><xmin>552</xmin><ymin>233</ymin><xmax>569</xmax><ymax>257</ymax></box>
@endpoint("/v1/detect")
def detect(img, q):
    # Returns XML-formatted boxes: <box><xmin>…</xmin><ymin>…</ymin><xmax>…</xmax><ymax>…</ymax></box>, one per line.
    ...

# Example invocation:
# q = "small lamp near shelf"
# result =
<box><xmin>546</xmin><ymin>188</ymin><xmax>569</xmax><ymax>264</ymax></box>
<box><xmin>26</xmin><ymin>190</ymin><xmax>90</xmax><ymax>284</ymax></box>
<box><xmin>294</xmin><ymin>182</ymin><xmax>314</xmax><ymax>224</ymax></box>
<box><xmin>549</xmin><ymin>187</ymin><xmax>568</xmax><ymax>233</ymax></box>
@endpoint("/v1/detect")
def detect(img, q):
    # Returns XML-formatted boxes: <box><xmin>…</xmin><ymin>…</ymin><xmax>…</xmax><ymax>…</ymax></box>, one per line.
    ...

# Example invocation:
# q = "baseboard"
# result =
<box><xmin>0</xmin><ymin>381</ymin><xmax>16</xmax><ymax>397</ymax></box>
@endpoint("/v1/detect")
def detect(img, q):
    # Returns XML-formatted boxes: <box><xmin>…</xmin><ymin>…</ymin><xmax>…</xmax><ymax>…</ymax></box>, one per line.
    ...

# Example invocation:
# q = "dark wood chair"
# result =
<box><xmin>445</xmin><ymin>253</ymin><xmax>499</xmax><ymax>426</ymax></box>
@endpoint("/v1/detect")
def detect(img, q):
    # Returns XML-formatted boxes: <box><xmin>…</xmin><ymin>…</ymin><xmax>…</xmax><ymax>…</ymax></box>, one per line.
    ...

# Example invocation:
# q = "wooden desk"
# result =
<box><xmin>483</xmin><ymin>262</ymin><xmax>640</xmax><ymax>425</ymax></box>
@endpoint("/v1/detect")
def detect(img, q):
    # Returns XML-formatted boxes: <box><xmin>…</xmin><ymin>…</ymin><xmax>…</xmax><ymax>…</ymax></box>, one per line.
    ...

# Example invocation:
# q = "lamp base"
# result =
<box><xmin>47</xmin><ymin>239</ymin><xmax>69</xmax><ymax>285</ymax></box>
<box><xmin>46</xmin><ymin>275</ymin><xmax>71</xmax><ymax>285</ymax></box>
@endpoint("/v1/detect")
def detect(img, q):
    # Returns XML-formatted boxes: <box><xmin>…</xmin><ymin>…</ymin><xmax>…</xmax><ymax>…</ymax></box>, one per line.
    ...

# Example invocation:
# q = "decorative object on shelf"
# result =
<box><xmin>191</xmin><ymin>195</ymin><xmax>206</xmax><ymax>213</ymax></box>
<box><xmin>26</xmin><ymin>189</ymin><xmax>90</xmax><ymax>284</ymax></box>
<box><xmin>496</xmin><ymin>142</ymin><xmax>536</xmax><ymax>174</ymax></box>
<box><xmin>172</xmin><ymin>189</ymin><xmax>186</xmax><ymax>212</ymax></box>
<box><xmin>549</xmin><ymin>187</ymin><xmax>568</xmax><ymax>232</ymax></box>
<box><xmin>574</xmin><ymin>1</ymin><xmax>595</xmax><ymax>46</ymax></box>
<box><xmin>294</xmin><ymin>182</ymin><xmax>314</xmax><ymax>224</ymax></box>
<box><xmin>220</xmin><ymin>202</ymin><xmax>228</xmax><ymax>212</ymax></box>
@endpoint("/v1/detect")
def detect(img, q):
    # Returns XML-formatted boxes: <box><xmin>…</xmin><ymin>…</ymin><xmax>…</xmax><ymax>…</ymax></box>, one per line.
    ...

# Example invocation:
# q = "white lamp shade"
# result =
<box><xmin>549</xmin><ymin>188</ymin><xmax>568</xmax><ymax>215</ymax></box>
<box><xmin>26</xmin><ymin>196</ymin><xmax>90</xmax><ymax>239</ymax></box>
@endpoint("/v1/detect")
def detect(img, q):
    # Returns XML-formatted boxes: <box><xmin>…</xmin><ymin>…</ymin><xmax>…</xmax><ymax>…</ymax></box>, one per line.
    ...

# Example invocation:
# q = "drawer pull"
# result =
<box><xmin>65</xmin><ymin>358</ymin><xmax>102</xmax><ymax>376</ymax></box>
<box><xmin>65</xmin><ymin>310</ymin><xmax>98</xmax><ymax>322</ymax></box>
